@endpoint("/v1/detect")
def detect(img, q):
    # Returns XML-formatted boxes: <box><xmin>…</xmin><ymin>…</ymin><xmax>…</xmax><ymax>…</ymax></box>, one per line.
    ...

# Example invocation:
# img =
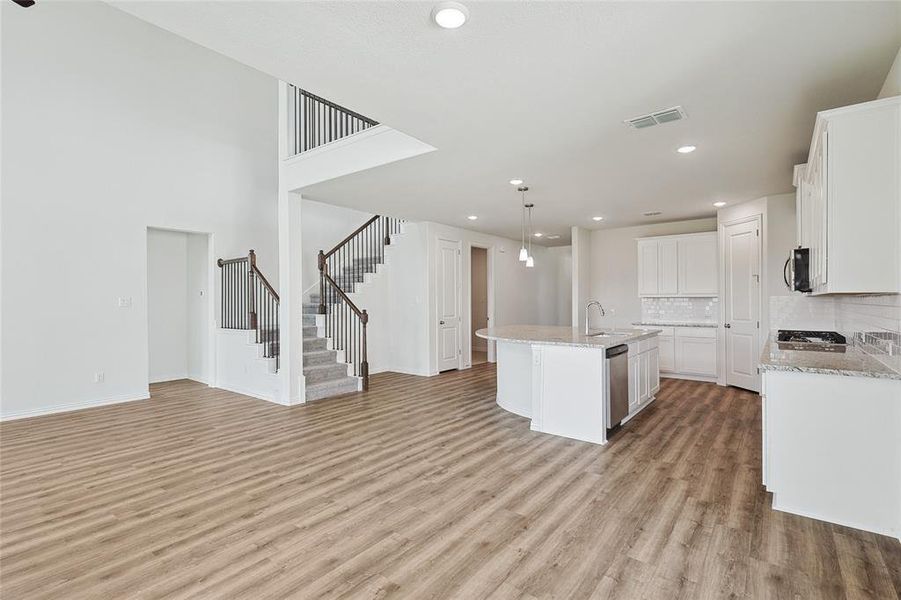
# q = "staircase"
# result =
<box><xmin>303</xmin><ymin>216</ymin><xmax>404</xmax><ymax>402</ymax></box>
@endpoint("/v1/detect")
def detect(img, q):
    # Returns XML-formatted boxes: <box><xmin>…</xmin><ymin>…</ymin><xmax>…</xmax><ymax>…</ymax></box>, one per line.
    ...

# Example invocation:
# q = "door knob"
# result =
<box><xmin>440</xmin><ymin>320</ymin><xmax>446</xmax><ymax>325</ymax></box>
<box><xmin>724</xmin><ymin>323</ymin><xmax>731</xmax><ymax>328</ymax></box>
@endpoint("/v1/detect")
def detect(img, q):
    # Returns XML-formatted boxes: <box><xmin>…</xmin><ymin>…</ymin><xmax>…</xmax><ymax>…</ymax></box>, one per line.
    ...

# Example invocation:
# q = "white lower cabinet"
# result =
<box><xmin>657</xmin><ymin>326</ymin><xmax>717</xmax><ymax>379</ymax></box>
<box><xmin>763</xmin><ymin>370</ymin><xmax>901</xmax><ymax>538</ymax></box>
<box><xmin>658</xmin><ymin>335</ymin><xmax>675</xmax><ymax>371</ymax></box>
<box><xmin>626</xmin><ymin>338</ymin><xmax>660</xmax><ymax>418</ymax></box>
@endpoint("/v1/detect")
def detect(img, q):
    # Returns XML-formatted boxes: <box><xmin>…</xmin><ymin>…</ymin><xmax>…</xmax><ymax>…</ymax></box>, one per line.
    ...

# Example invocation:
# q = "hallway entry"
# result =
<box><xmin>471</xmin><ymin>247</ymin><xmax>489</xmax><ymax>365</ymax></box>
<box><xmin>146</xmin><ymin>228</ymin><xmax>212</xmax><ymax>385</ymax></box>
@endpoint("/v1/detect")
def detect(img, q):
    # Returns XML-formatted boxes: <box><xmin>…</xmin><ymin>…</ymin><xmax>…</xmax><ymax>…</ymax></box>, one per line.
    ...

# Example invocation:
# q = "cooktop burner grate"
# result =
<box><xmin>776</xmin><ymin>330</ymin><xmax>846</xmax><ymax>345</ymax></box>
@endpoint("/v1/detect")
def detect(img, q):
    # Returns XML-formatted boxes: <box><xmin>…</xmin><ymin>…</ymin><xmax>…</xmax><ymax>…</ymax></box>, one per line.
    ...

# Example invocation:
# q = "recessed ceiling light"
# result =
<box><xmin>677</xmin><ymin>145</ymin><xmax>697</xmax><ymax>154</ymax></box>
<box><xmin>547</xmin><ymin>234</ymin><xmax>561</xmax><ymax>240</ymax></box>
<box><xmin>592</xmin><ymin>216</ymin><xmax>604</xmax><ymax>222</ymax></box>
<box><xmin>509</xmin><ymin>178</ymin><xmax>523</xmax><ymax>186</ymax></box>
<box><xmin>713</xmin><ymin>201</ymin><xmax>726</xmax><ymax>208</ymax></box>
<box><xmin>467</xmin><ymin>215</ymin><xmax>478</xmax><ymax>220</ymax></box>
<box><xmin>534</xmin><ymin>232</ymin><xmax>543</xmax><ymax>238</ymax></box>
<box><xmin>432</xmin><ymin>2</ymin><xmax>469</xmax><ymax>29</ymax></box>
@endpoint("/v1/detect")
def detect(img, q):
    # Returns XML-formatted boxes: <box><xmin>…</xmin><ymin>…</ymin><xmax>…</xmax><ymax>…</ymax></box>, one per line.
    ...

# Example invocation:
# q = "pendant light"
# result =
<box><xmin>517</xmin><ymin>186</ymin><xmax>529</xmax><ymax>262</ymax></box>
<box><xmin>525</xmin><ymin>202</ymin><xmax>535</xmax><ymax>268</ymax></box>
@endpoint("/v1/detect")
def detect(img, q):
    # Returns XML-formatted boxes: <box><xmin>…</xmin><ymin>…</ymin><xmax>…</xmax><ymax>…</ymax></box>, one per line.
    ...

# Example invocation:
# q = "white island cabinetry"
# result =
<box><xmin>477</xmin><ymin>326</ymin><xmax>661</xmax><ymax>445</ymax></box>
<box><xmin>627</xmin><ymin>337</ymin><xmax>659</xmax><ymax>418</ymax></box>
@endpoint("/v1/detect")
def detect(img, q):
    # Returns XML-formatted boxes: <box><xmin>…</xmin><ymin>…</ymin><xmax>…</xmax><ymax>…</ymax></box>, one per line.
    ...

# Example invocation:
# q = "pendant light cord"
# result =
<box><xmin>528</xmin><ymin>205</ymin><xmax>533</xmax><ymax>256</ymax></box>
<box><xmin>520</xmin><ymin>190</ymin><xmax>526</xmax><ymax>251</ymax></box>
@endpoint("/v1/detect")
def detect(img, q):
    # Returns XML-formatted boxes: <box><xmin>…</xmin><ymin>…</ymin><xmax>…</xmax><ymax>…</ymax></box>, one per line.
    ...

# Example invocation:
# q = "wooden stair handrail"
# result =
<box><xmin>217</xmin><ymin>249</ymin><xmax>280</xmax><ymax>370</ymax></box>
<box><xmin>323</xmin><ymin>215</ymin><xmax>380</xmax><ymax>260</ymax></box>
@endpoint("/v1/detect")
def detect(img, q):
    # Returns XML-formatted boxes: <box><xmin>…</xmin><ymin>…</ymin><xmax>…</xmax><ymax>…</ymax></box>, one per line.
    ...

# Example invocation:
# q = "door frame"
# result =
<box><xmin>717</xmin><ymin>213</ymin><xmax>763</xmax><ymax>391</ymax></box>
<box><xmin>435</xmin><ymin>237</ymin><xmax>464</xmax><ymax>372</ymax></box>
<box><xmin>145</xmin><ymin>226</ymin><xmax>217</xmax><ymax>390</ymax></box>
<box><xmin>467</xmin><ymin>243</ymin><xmax>496</xmax><ymax>367</ymax></box>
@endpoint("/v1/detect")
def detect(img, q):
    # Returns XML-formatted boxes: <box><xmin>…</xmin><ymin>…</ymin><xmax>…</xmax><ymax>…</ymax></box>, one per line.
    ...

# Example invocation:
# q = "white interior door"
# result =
<box><xmin>723</xmin><ymin>219</ymin><xmax>761</xmax><ymax>392</ymax></box>
<box><xmin>437</xmin><ymin>238</ymin><xmax>462</xmax><ymax>372</ymax></box>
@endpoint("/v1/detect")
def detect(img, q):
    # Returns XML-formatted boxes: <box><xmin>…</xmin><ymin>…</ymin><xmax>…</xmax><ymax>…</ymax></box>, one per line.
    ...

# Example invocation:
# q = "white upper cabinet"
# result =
<box><xmin>637</xmin><ymin>240</ymin><xmax>660</xmax><ymax>295</ymax></box>
<box><xmin>658</xmin><ymin>239</ymin><xmax>679</xmax><ymax>295</ymax></box>
<box><xmin>795</xmin><ymin>96</ymin><xmax>901</xmax><ymax>295</ymax></box>
<box><xmin>637</xmin><ymin>232</ymin><xmax>718</xmax><ymax>297</ymax></box>
<box><xmin>677</xmin><ymin>234</ymin><xmax>718</xmax><ymax>295</ymax></box>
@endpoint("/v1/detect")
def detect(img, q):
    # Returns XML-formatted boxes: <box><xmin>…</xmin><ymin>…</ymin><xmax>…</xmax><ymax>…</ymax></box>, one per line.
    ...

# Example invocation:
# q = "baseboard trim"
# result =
<box><xmin>661</xmin><ymin>373</ymin><xmax>717</xmax><ymax>383</ymax></box>
<box><xmin>0</xmin><ymin>391</ymin><xmax>150</xmax><ymax>421</ymax></box>
<box><xmin>150</xmin><ymin>373</ymin><xmax>189</xmax><ymax>384</ymax></box>
<box><xmin>214</xmin><ymin>383</ymin><xmax>280</xmax><ymax>405</ymax></box>
<box><xmin>771</xmin><ymin>496</ymin><xmax>900</xmax><ymax>540</ymax></box>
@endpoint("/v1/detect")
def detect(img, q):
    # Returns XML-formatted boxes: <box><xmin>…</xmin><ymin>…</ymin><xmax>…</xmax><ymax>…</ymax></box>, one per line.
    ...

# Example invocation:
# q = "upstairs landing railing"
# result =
<box><xmin>288</xmin><ymin>84</ymin><xmax>379</xmax><ymax>156</ymax></box>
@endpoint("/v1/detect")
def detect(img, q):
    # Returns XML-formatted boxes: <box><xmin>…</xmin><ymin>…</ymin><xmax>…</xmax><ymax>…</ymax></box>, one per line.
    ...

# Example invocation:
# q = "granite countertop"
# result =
<box><xmin>632</xmin><ymin>321</ymin><xmax>718</xmax><ymax>328</ymax></box>
<box><xmin>475</xmin><ymin>325</ymin><xmax>661</xmax><ymax>348</ymax></box>
<box><xmin>759</xmin><ymin>338</ymin><xmax>901</xmax><ymax>380</ymax></box>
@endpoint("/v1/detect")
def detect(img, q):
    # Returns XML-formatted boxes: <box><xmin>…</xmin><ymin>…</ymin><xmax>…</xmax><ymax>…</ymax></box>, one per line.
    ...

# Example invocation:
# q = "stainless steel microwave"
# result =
<box><xmin>784</xmin><ymin>247</ymin><xmax>811</xmax><ymax>293</ymax></box>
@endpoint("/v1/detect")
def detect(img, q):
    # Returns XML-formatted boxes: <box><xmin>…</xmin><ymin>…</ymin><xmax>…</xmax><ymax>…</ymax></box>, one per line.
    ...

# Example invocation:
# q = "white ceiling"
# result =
<box><xmin>113</xmin><ymin>1</ymin><xmax>900</xmax><ymax>245</ymax></box>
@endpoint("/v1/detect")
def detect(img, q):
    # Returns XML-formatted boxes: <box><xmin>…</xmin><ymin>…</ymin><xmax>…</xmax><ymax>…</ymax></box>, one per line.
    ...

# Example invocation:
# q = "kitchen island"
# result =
<box><xmin>476</xmin><ymin>325</ymin><xmax>661</xmax><ymax>445</ymax></box>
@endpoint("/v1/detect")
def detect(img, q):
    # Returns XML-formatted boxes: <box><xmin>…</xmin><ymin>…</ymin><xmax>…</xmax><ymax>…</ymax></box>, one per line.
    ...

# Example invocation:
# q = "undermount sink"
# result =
<box><xmin>587</xmin><ymin>329</ymin><xmax>632</xmax><ymax>337</ymax></box>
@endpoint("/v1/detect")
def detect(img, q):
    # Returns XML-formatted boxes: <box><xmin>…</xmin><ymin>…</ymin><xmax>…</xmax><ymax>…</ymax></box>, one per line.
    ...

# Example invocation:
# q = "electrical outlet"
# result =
<box><xmin>117</xmin><ymin>297</ymin><xmax>132</xmax><ymax>308</ymax></box>
<box><xmin>94</xmin><ymin>372</ymin><xmax>105</xmax><ymax>383</ymax></box>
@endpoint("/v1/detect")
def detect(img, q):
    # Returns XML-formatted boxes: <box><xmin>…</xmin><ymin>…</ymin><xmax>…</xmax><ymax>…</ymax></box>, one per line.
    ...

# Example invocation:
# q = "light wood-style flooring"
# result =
<box><xmin>1</xmin><ymin>366</ymin><xmax>899</xmax><ymax>599</ymax></box>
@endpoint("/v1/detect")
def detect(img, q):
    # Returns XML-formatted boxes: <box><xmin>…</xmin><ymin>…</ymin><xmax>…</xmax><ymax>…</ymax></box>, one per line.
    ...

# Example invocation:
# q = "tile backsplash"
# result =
<box><xmin>769</xmin><ymin>293</ymin><xmax>900</xmax><ymax>374</ymax></box>
<box><xmin>641</xmin><ymin>297</ymin><xmax>718</xmax><ymax>324</ymax></box>
<box><xmin>836</xmin><ymin>295</ymin><xmax>901</xmax><ymax>374</ymax></box>
<box><xmin>769</xmin><ymin>295</ymin><xmax>836</xmax><ymax>331</ymax></box>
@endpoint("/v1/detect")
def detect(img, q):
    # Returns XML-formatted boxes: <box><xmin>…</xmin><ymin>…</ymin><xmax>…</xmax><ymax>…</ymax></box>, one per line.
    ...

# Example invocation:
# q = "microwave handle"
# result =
<box><xmin>783</xmin><ymin>256</ymin><xmax>792</xmax><ymax>290</ymax></box>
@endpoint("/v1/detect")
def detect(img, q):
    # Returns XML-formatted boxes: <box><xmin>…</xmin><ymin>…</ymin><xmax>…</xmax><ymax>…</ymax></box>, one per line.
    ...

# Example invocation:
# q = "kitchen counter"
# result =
<box><xmin>475</xmin><ymin>325</ymin><xmax>661</xmax><ymax>445</ymax></box>
<box><xmin>759</xmin><ymin>337</ymin><xmax>901</xmax><ymax>380</ymax></box>
<box><xmin>632</xmin><ymin>321</ymin><xmax>717</xmax><ymax>328</ymax></box>
<box><xmin>476</xmin><ymin>325</ymin><xmax>660</xmax><ymax>348</ymax></box>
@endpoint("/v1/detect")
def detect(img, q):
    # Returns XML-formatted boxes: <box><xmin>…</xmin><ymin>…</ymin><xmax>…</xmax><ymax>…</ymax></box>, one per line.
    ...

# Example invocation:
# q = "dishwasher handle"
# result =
<box><xmin>605</xmin><ymin>344</ymin><xmax>628</xmax><ymax>358</ymax></box>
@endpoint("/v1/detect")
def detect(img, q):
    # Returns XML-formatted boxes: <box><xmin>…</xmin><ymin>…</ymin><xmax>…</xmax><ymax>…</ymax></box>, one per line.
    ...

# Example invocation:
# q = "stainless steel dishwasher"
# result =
<box><xmin>605</xmin><ymin>345</ymin><xmax>629</xmax><ymax>429</ymax></box>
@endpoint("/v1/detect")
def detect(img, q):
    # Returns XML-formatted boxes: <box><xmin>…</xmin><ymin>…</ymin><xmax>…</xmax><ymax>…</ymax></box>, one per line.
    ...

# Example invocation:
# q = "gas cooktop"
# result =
<box><xmin>776</xmin><ymin>330</ymin><xmax>847</xmax><ymax>353</ymax></box>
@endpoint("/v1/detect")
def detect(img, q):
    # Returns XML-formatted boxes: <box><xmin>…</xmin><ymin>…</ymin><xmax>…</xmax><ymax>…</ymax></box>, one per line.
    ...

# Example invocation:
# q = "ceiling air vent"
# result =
<box><xmin>625</xmin><ymin>106</ymin><xmax>688</xmax><ymax>129</ymax></box>
<box><xmin>642</xmin><ymin>211</ymin><xmax>663</xmax><ymax>217</ymax></box>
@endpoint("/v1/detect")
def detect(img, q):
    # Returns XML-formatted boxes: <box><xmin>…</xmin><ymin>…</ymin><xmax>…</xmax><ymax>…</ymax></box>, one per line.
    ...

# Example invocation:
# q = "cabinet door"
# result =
<box><xmin>657</xmin><ymin>239</ymin><xmax>679</xmax><ymax>295</ymax></box>
<box><xmin>675</xmin><ymin>336</ymin><xmax>717</xmax><ymax>376</ymax></box>
<box><xmin>637</xmin><ymin>241</ymin><xmax>659</xmax><ymax>296</ymax></box>
<box><xmin>658</xmin><ymin>336</ymin><xmax>675</xmax><ymax>372</ymax></box>
<box><xmin>639</xmin><ymin>351</ymin><xmax>650</xmax><ymax>401</ymax></box>
<box><xmin>677</xmin><ymin>234</ymin><xmax>718</xmax><ymax>295</ymax></box>
<box><xmin>648</xmin><ymin>347</ymin><xmax>660</xmax><ymax>395</ymax></box>
<box><xmin>628</xmin><ymin>356</ymin><xmax>639</xmax><ymax>411</ymax></box>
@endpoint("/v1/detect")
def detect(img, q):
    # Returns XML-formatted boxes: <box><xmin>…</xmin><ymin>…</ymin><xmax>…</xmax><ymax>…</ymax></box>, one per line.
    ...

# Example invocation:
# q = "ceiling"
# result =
<box><xmin>112</xmin><ymin>1</ymin><xmax>900</xmax><ymax>246</ymax></box>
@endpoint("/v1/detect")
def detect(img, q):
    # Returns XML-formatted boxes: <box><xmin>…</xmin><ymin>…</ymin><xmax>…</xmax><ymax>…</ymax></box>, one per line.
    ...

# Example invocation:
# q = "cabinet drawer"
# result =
<box><xmin>656</xmin><ymin>327</ymin><xmax>675</xmax><ymax>337</ymax></box>
<box><xmin>675</xmin><ymin>327</ymin><xmax>716</xmax><ymax>339</ymax></box>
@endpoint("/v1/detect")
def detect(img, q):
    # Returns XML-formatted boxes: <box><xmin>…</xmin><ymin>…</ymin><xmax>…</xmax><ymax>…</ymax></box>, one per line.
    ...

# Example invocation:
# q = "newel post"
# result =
<box><xmin>360</xmin><ymin>309</ymin><xmax>369</xmax><ymax>391</ymax></box>
<box><xmin>247</xmin><ymin>249</ymin><xmax>257</xmax><ymax>330</ymax></box>
<box><xmin>317</xmin><ymin>250</ymin><xmax>327</xmax><ymax>315</ymax></box>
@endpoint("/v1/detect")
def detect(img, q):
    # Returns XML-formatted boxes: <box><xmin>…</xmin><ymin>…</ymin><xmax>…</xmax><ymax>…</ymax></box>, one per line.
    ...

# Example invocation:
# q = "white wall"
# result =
<box><xmin>548</xmin><ymin>246</ymin><xmax>572</xmax><ymax>327</ymax></box>
<box><xmin>340</xmin><ymin>222</ymin><xmax>430</xmax><ymax>376</ymax></box>
<box><xmin>186</xmin><ymin>234</ymin><xmax>211</xmax><ymax>382</ymax></box>
<box><xmin>587</xmin><ymin>218</ymin><xmax>718</xmax><ymax>329</ymax></box>
<box><xmin>470</xmin><ymin>247</ymin><xmax>488</xmax><ymax>352</ymax></box>
<box><xmin>148</xmin><ymin>229</ymin><xmax>188</xmax><ymax>382</ymax></box>
<box><xmin>878</xmin><ymin>47</ymin><xmax>901</xmax><ymax>99</ymax></box>
<box><xmin>300</xmin><ymin>199</ymin><xmax>373</xmax><ymax>294</ymax></box>
<box><xmin>571</xmin><ymin>227</ymin><xmax>592</xmax><ymax>329</ymax></box>
<box><xmin>1</xmin><ymin>2</ymin><xmax>278</xmax><ymax>419</ymax></box>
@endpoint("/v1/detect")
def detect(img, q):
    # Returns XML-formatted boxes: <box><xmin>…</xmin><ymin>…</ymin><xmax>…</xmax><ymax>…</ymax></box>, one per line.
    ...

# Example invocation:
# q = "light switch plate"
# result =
<box><xmin>118</xmin><ymin>297</ymin><xmax>132</xmax><ymax>308</ymax></box>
